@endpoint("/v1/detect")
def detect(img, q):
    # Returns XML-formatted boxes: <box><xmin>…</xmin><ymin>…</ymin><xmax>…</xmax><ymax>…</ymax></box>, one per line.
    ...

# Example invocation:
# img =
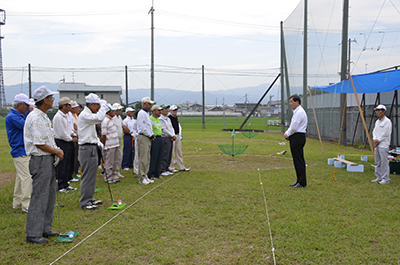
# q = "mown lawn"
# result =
<box><xmin>1</xmin><ymin>116</ymin><xmax>399</xmax><ymax>264</ymax></box>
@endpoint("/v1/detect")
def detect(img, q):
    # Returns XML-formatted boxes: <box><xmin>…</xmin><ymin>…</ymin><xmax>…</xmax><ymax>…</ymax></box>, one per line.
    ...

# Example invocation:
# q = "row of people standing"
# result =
<box><xmin>126</xmin><ymin>97</ymin><xmax>190</xmax><ymax>185</ymax></box>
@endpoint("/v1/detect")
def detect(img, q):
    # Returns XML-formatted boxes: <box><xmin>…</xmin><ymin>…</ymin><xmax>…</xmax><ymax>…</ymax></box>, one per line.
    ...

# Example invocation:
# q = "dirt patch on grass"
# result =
<box><xmin>187</xmin><ymin>154</ymin><xmax>294</xmax><ymax>171</ymax></box>
<box><xmin>0</xmin><ymin>172</ymin><xmax>15</xmax><ymax>189</ymax></box>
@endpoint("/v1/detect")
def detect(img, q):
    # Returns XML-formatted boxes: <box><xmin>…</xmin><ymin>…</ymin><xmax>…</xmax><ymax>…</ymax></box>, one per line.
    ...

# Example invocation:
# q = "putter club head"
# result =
<box><xmin>112</xmin><ymin>203</ymin><xmax>118</xmax><ymax>207</ymax></box>
<box><xmin>60</xmin><ymin>234</ymin><xmax>69</xmax><ymax>238</ymax></box>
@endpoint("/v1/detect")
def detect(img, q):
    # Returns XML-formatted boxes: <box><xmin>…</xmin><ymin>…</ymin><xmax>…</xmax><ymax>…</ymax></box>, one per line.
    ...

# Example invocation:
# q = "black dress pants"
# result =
<box><xmin>289</xmin><ymin>133</ymin><xmax>307</xmax><ymax>187</ymax></box>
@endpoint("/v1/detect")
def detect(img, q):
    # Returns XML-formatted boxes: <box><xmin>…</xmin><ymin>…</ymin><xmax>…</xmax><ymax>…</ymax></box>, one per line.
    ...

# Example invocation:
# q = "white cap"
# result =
<box><xmin>106</xmin><ymin>103</ymin><xmax>117</xmax><ymax>111</ymax></box>
<box><xmin>374</xmin><ymin>104</ymin><xmax>386</xmax><ymax>111</ymax></box>
<box><xmin>58</xmin><ymin>97</ymin><xmax>72</xmax><ymax>105</ymax></box>
<box><xmin>141</xmin><ymin>97</ymin><xmax>155</xmax><ymax>104</ymax></box>
<box><xmin>151</xmin><ymin>104</ymin><xmax>162</xmax><ymax>111</ymax></box>
<box><xmin>13</xmin><ymin>93</ymin><xmax>34</xmax><ymax>105</ymax></box>
<box><xmin>170</xmin><ymin>105</ymin><xmax>179</xmax><ymax>111</ymax></box>
<box><xmin>126</xmin><ymin>107</ymin><xmax>134</xmax><ymax>112</ymax></box>
<box><xmin>33</xmin><ymin>86</ymin><xmax>57</xmax><ymax>102</ymax></box>
<box><xmin>112</xmin><ymin>103</ymin><xmax>123</xmax><ymax>110</ymax></box>
<box><xmin>71</xmin><ymin>101</ymin><xmax>79</xmax><ymax>108</ymax></box>
<box><xmin>85</xmin><ymin>93</ymin><xmax>101</xmax><ymax>104</ymax></box>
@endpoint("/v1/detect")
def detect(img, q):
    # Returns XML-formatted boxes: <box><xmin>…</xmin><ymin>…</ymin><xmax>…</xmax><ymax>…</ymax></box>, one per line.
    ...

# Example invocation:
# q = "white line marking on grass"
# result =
<box><xmin>258</xmin><ymin>168</ymin><xmax>276</xmax><ymax>265</ymax></box>
<box><xmin>49</xmin><ymin>173</ymin><xmax>180</xmax><ymax>265</ymax></box>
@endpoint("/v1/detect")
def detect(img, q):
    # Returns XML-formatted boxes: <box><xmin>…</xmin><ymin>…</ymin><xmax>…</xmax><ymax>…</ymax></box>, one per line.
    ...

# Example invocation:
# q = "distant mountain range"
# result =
<box><xmin>4</xmin><ymin>82</ymin><xmax>282</xmax><ymax>106</ymax></box>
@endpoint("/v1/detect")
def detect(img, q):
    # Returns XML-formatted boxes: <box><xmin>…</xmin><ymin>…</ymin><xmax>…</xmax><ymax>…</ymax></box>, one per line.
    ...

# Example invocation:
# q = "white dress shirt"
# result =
<box><xmin>137</xmin><ymin>109</ymin><xmax>153</xmax><ymax>137</ymax></box>
<box><xmin>123</xmin><ymin>116</ymin><xmax>137</xmax><ymax>135</ymax></box>
<box><xmin>373</xmin><ymin>116</ymin><xmax>392</xmax><ymax>149</ymax></box>
<box><xmin>53</xmin><ymin>110</ymin><xmax>73</xmax><ymax>142</ymax></box>
<box><xmin>285</xmin><ymin>105</ymin><xmax>307</xmax><ymax>137</ymax></box>
<box><xmin>78</xmin><ymin>105</ymin><xmax>107</xmax><ymax>145</ymax></box>
<box><xmin>67</xmin><ymin>112</ymin><xmax>75</xmax><ymax>131</ymax></box>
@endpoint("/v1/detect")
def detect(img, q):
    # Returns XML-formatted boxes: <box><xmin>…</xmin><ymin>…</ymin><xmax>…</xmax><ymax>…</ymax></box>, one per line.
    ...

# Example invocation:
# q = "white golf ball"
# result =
<box><xmin>69</xmin><ymin>234</ymin><xmax>73</xmax><ymax>238</ymax></box>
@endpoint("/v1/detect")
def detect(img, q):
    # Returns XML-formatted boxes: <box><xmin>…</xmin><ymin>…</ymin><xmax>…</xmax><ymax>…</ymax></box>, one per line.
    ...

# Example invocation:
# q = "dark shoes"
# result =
<box><xmin>26</xmin><ymin>237</ymin><xmax>49</xmax><ymax>244</ymax></box>
<box><xmin>43</xmin><ymin>231</ymin><xmax>60</xmax><ymax>238</ymax></box>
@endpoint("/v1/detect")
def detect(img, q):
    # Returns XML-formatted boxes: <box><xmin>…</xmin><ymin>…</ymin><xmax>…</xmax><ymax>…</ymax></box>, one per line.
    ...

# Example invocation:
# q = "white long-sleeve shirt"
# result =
<box><xmin>78</xmin><ymin>105</ymin><xmax>107</xmax><ymax>145</ymax></box>
<box><xmin>160</xmin><ymin>114</ymin><xmax>175</xmax><ymax>137</ymax></box>
<box><xmin>137</xmin><ymin>108</ymin><xmax>153</xmax><ymax>137</ymax></box>
<box><xmin>285</xmin><ymin>105</ymin><xmax>307</xmax><ymax>137</ymax></box>
<box><xmin>373</xmin><ymin>116</ymin><xmax>392</xmax><ymax>149</ymax></box>
<box><xmin>53</xmin><ymin>110</ymin><xmax>73</xmax><ymax>142</ymax></box>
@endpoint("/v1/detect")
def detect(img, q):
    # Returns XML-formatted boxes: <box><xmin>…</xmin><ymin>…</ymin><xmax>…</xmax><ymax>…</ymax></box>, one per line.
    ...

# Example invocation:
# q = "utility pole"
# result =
<box><xmin>340</xmin><ymin>0</ymin><xmax>349</xmax><ymax>146</ymax></box>
<box><xmin>303</xmin><ymin>0</ymin><xmax>308</xmax><ymax>109</ymax></box>
<box><xmin>0</xmin><ymin>9</ymin><xmax>6</xmax><ymax>108</ymax></box>
<box><xmin>202</xmin><ymin>65</ymin><xmax>205</xmax><ymax>129</ymax></box>
<box><xmin>28</xmin><ymin>63</ymin><xmax>32</xmax><ymax>98</ymax></box>
<box><xmin>148</xmin><ymin>1</ymin><xmax>155</xmax><ymax>101</ymax></box>
<box><xmin>125</xmin><ymin>65</ymin><xmax>128</xmax><ymax>107</ymax></box>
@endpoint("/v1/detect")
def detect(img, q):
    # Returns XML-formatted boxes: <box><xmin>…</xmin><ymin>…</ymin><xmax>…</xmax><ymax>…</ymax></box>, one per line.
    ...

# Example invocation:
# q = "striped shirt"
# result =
<box><xmin>24</xmin><ymin>108</ymin><xmax>58</xmax><ymax>156</ymax></box>
<box><xmin>101</xmin><ymin>114</ymin><xmax>120</xmax><ymax>150</ymax></box>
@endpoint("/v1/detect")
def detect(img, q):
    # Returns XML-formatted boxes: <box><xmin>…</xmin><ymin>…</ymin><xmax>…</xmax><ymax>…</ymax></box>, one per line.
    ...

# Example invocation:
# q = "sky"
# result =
<box><xmin>1</xmin><ymin>0</ymin><xmax>301</xmax><ymax>103</ymax></box>
<box><xmin>1</xmin><ymin>0</ymin><xmax>399</xmax><ymax>104</ymax></box>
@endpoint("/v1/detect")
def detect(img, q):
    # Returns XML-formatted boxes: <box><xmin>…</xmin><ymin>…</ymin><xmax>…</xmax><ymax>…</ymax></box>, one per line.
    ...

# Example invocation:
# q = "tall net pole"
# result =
<box><xmin>0</xmin><ymin>9</ymin><xmax>6</xmax><ymax>108</ymax></box>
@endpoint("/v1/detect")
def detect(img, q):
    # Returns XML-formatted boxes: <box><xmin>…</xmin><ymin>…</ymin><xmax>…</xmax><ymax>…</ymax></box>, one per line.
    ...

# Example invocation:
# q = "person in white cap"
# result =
<box><xmin>121</xmin><ymin>107</ymin><xmax>136</xmax><ymax>170</ymax></box>
<box><xmin>371</xmin><ymin>104</ymin><xmax>392</xmax><ymax>185</ymax></box>
<box><xmin>112</xmin><ymin>103</ymin><xmax>124</xmax><ymax>179</ymax></box>
<box><xmin>101</xmin><ymin>104</ymin><xmax>120</xmax><ymax>184</ymax></box>
<box><xmin>137</xmin><ymin>97</ymin><xmax>156</xmax><ymax>185</ymax></box>
<box><xmin>24</xmin><ymin>86</ymin><xmax>64</xmax><ymax>244</ymax></box>
<box><xmin>168</xmin><ymin>105</ymin><xmax>190</xmax><ymax>172</ymax></box>
<box><xmin>69</xmin><ymin>101</ymin><xmax>81</xmax><ymax>179</ymax></box>
<box><xmin>159</xmin><ymin>104</ymin><xmax>176</xmax><ymax>176</ymax></box>
<box><xmin>5</xmin><ymin>93</ymin><xmax>34</xmax><ymax>213</ymax></box>
<box><xmin>53</xmin><ymin>97</ymin><xmax>78</xmax><ymax>193</ymax></box>
<box><xmin>78</xmin><ymin>93</ymin><xmax>107</xmax><ymax>210</ymax></box>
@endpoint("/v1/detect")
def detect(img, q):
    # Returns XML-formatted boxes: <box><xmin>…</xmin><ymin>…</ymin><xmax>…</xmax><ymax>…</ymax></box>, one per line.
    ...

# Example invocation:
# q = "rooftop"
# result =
<box><xmin>58</xmin><ymin>82</ymin><xmax>122</xmax><ymax>92</ymax></box>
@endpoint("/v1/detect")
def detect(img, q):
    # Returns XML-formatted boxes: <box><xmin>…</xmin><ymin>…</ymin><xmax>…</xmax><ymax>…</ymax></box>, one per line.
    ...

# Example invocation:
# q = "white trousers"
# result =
<box><xmin>169</xmin><ymin>135</ymin><xmax>186</xmax><ymax>171</ymax></box>
<box><xmin>375</xmin><ymin>147</ymin><xmax>390</xmax><ymax>182</ymax></box>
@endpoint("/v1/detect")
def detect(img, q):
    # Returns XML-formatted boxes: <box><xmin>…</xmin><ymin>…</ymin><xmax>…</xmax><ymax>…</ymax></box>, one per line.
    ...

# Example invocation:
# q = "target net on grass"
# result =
<box><xmin>218</xmin><ymin>144</ymin><xmax>249</xmax><ymax>157</ymax></box>
<box><xmin>241</xmin><ymin>131</ymin><xmax>259</xmax><ymax>139</ymax></box>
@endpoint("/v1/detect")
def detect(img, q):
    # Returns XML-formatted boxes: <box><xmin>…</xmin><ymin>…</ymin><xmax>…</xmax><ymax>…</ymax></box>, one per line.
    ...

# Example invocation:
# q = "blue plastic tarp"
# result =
<box><xmin>312</xmin><ymin>69</ymin><xmax>400</xmax><ymax>94</ymax></box>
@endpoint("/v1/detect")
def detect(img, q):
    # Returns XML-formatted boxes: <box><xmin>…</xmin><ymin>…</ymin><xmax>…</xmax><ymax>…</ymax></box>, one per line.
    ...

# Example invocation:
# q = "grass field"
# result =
<box><xmin>1</xmin><ymin>116</ymin><xmax>400</xmax><ymax>264</ymax></box>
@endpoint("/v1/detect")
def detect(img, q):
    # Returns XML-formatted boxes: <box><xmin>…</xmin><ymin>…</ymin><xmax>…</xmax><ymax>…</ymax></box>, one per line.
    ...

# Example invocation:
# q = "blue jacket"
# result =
<box><xmin>5</xmin><ymin>108</ymin><xmax>30</xmax><ymax>158</ymax></box>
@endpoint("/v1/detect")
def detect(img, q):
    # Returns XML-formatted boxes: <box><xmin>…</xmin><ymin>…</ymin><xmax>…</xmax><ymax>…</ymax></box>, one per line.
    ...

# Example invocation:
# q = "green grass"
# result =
<box><xmin>1</xmin><ymin>117</ymin><xmax>400</xmax><ymax>264</ymax></box>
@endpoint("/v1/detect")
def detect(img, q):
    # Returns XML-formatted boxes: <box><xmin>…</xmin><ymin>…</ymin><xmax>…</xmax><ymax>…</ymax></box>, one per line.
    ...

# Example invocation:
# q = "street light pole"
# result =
<box><xmin>148</xmin><ymin>1</ymin><xmax>155</xmax><ymax>101</ymax></box>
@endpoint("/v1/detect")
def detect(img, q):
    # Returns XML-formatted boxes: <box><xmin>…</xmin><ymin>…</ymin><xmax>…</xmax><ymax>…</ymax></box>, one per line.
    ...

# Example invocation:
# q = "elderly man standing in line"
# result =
<box><xmin>148</xmin><ymin>105</ymin><xmax>163</xmax><ymax>180</ymax></box>
<box><xmin>137</xmin><ymin>97</ymin><xmax>155</xmax><ymax>185</ymax></box>
<box><xmin>70</xmin><ymin>101</ymin><xmax>81</xmax><ymax>180</ymax></box>
<box><xmin>168</xmin><ymin>105</ymin><xmax>190</xmax><ymax>172</ymax></box>
<box><xmin>284</xmin><ymin>95</ymin><xmax>308</xmax><ymax>188</ymax></box>
<box><xmin>101</xmin><ymin>104</ymin><xmax>120</xmax><ymax>184</ymax></box>
<box><xmin>53</xmin><ymin>97</ymin><xmax>78</xmax><ymax>193</ymax></box>
<box><xmin>112</xmin><ymin>103</ymin><xmax>125</xmax><ymax>179</ymax></box>
<box><xmin>371</xmin><ymin>104</ymin><xmax>392</xmax><ymax>185</ymax></box>
<box><xmin>6</xmin><ymin>93</ymin><xmax>34</xmax><ymax>213</ymax></box>
<box><xmin>78</xmin><ymin>93</ymin><xmax>107</xmax><ymax>210</ymax></box>
<box><xmin>121</xmin><ymin>107</ymin><xmax>136</xmax><ymax>170</ymax></box>
<box><xmin>159</xmin><ymin>104</ymin><xmax>176</xmax><ymax>177</ymax></box>
<box><xmin>24</xmin><ymin>86</ymin><xmax>64</xmax><ymax>244</ymax></box>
